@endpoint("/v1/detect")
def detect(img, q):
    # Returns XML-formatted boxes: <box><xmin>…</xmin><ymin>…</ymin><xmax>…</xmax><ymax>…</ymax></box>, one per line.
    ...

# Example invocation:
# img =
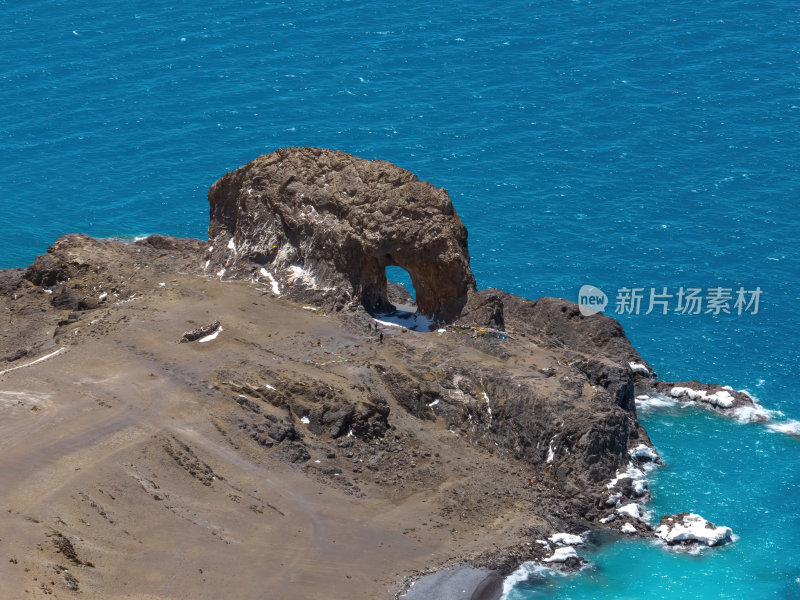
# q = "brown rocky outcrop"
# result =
<box><xmin>1</xmin><ymin>150</ymin><xmax>754</xmax><ymax>600</ymax></box>
<box><xmin>205</xmin><ymin>147</ymin><xmax>482</xmax><ymax>323</ymax></box>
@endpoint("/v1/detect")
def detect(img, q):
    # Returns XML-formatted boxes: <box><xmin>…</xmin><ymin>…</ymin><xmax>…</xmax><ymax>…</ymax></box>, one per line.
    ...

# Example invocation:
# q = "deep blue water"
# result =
<box><xmin>2</xmin><ymin>1</ymin><xmax>798</xmax><ymax>597</ymax></box>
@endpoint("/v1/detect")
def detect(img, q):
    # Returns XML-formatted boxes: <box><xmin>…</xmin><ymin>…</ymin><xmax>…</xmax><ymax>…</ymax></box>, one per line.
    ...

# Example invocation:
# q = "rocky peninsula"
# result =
<box><xmin>0</xmin><ymin>148</ymin><xmax>753</xmax><ymax>599</ymax></box>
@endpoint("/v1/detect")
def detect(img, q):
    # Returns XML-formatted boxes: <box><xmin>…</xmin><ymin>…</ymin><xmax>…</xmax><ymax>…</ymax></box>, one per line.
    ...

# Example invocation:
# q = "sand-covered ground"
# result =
<box><xmin>0</xmin><ymin>238</ymin><xmax>580</xmax><ymax>600</ymax></box>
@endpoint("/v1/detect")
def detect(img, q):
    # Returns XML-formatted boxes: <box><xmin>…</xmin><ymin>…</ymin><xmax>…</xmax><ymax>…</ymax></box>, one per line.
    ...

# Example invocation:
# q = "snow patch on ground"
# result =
<box><xmin>607</xmin><ymin>463</ymin><xmax>649</xmax><ymax>497</ymax></box>
<box><xmin>300</xmin><ymin>416</ymin><xmax>310</xmax><ymax>424</ymax></box>
<box><xmin>543</xmin><ymin>546</ymin><xmax>578</xmax><ymax>563</ymax></box>
<box><xmin>616</xmin><ymin>503</ymin><xmax>645</xmax><ymax>520</ymax></box>
<box><xmin>373</xmin><ymin>304</ymin><xmax>435</xmax><ymax>331</ymax></box>
<box><xmin>197</xmin><ymin>325</ymin><xmax>223</xmax><ymax>343</ymax></box>
<box><xmin>599</xmin><ymin>514</ymin><xmax>615</xmax><ymax>523</ymax></box>
<box><xmin>287</xmin><ymin>265</ymin><xmax>331</xmax><ymax>290</ymax></box>
<box><xmin>259</xmin><ymin>268</ymin><xmax>281</xmax><ymax>295</ymax></box>
<box><xmin>549</xmin><ymin>533</ymin><xmax>583</xmax><ymax>546</ymax></box>
<box><xmin>621</xmin><ymin>523</ymin><xmax>637</xmax><ymax>534</ymax></box>
<box><xmin>546</xmin><ymin>438</ymin><xmax>555</xmax><ymax>463</ymax></box>
<box><xmin>629</xmin><ymin>362</ymin><xmax>651</xmax><ymax>376</ymax></box>
<box><xmin>0</xmin><ymin>348</ymin><xmax>66</xmax><ymax>377</ymax></box>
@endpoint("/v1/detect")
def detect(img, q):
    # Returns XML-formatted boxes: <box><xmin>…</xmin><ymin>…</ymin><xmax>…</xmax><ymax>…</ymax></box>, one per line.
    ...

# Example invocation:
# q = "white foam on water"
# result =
<box><xmin>630</xmin><ymin>443</ymin><xmax>659</xmax><ymax>462</ymax></box>
<box><xmin>621</xmin><ymin>522</ymin><xmax>637</xmax><ymax>534</ymax></box>
<box><xmin>732</xmin><ymin>400</ymin><xmax>776</xmax><ymax>423</ymax></box>
<box><xmin>501</xmin><ymin>562</ymin><xmax>561</xmax><ymax>598</ymax></box>
<box><xmin>647</xmin><ymin>386</ymin><xmax>800</xmax><ymax>439</ymax></box>
<box><xmin>767</xmin><ymin>419</ymin><xmax>800</xmax><ymax>437</ymax></box>
<box><xmin>635</xmin><ymin>392</ymin><xmax>678</xmax><ymax>411</ymax></box>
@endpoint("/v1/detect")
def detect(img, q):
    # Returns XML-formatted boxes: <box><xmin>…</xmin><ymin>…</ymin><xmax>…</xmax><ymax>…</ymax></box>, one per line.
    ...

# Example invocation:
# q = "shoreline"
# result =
<box><xmin>0</xmin><ymin>151</ymin><xmax>759</xmax><ymax>598</ymax></box>
<box><xmin>399</xmin><ymin>565</ymin><xmax>503</xmax><ymax>600</ymax></box>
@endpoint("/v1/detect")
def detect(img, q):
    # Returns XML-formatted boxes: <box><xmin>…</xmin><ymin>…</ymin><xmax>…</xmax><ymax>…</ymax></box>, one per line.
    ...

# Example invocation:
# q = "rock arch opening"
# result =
<box><xmin>367</xmin><ymin>263</ymin><xmax>437</xmax><ymax>331</ymax></box>
<box><xmin>385</xmin><ymin>265</ymin><xmax>416</xmax><ymax>304</ymax></box>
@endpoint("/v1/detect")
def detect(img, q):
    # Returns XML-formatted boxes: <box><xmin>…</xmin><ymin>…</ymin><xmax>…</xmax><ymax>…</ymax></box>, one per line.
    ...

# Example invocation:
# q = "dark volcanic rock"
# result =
<box><xmin>275</xmin><ymin>441</ymin><xmax>311</xmax><ymax>464</ymax></box>
<box><xmin>179</xmin><ymin>320</ymin><xmax>221</xmax><ymax>343</ymax></box>
<box><xmin>205</xmin><ymin>147</ymin><xmax>481</xmax><ymax>323</ymax></box>
<box><xmin>500</xmin><ymin>294</ymin><xmax>648</xmax><ymax>368</ymax></box>
<box><xmin>0</xmin><ymin>268</ymin><xmax>25</xmax><ymax>294</ymax></box>
<box><xmin>25</xmin><ymin>253</ymin><xmax>70</xmax><ymax>288</ymax></box>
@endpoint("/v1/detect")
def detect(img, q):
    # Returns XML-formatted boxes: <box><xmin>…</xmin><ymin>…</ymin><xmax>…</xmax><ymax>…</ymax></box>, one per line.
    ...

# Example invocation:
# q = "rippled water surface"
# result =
<box><xmin>3</xmin><ymin>1</ymin><xmax>798</xmax><ymax>597</ymax></box>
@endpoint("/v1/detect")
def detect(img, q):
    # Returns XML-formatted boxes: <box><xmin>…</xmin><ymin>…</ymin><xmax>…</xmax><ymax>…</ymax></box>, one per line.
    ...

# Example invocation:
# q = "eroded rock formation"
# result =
<box><xmin>205</xmin><ymin>147</ymin><xmax>480</xmax><ymax>323</ymax></box>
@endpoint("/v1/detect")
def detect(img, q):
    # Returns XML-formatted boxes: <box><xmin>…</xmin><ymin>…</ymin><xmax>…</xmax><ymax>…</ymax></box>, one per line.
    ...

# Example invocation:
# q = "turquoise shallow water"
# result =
<box><xmin>2</xmin><ymin>1</ymin><xmax>798</xmax><ymax>597</ymax></box>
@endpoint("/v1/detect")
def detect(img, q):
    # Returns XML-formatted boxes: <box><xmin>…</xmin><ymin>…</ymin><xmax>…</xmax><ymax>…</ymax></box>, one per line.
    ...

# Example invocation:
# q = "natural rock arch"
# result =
<box><xmin>206</xmin><ymin>147</ymin><xmax>481</xmax><ymax>323</ymax></box>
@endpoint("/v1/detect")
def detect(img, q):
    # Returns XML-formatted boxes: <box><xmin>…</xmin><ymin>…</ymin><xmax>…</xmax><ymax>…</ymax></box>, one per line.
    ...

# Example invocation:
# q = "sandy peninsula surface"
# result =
<box><xmin>0</xmin><ymin>239</ymin><xmax>566</xmax><ymax>600</ymax></box>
